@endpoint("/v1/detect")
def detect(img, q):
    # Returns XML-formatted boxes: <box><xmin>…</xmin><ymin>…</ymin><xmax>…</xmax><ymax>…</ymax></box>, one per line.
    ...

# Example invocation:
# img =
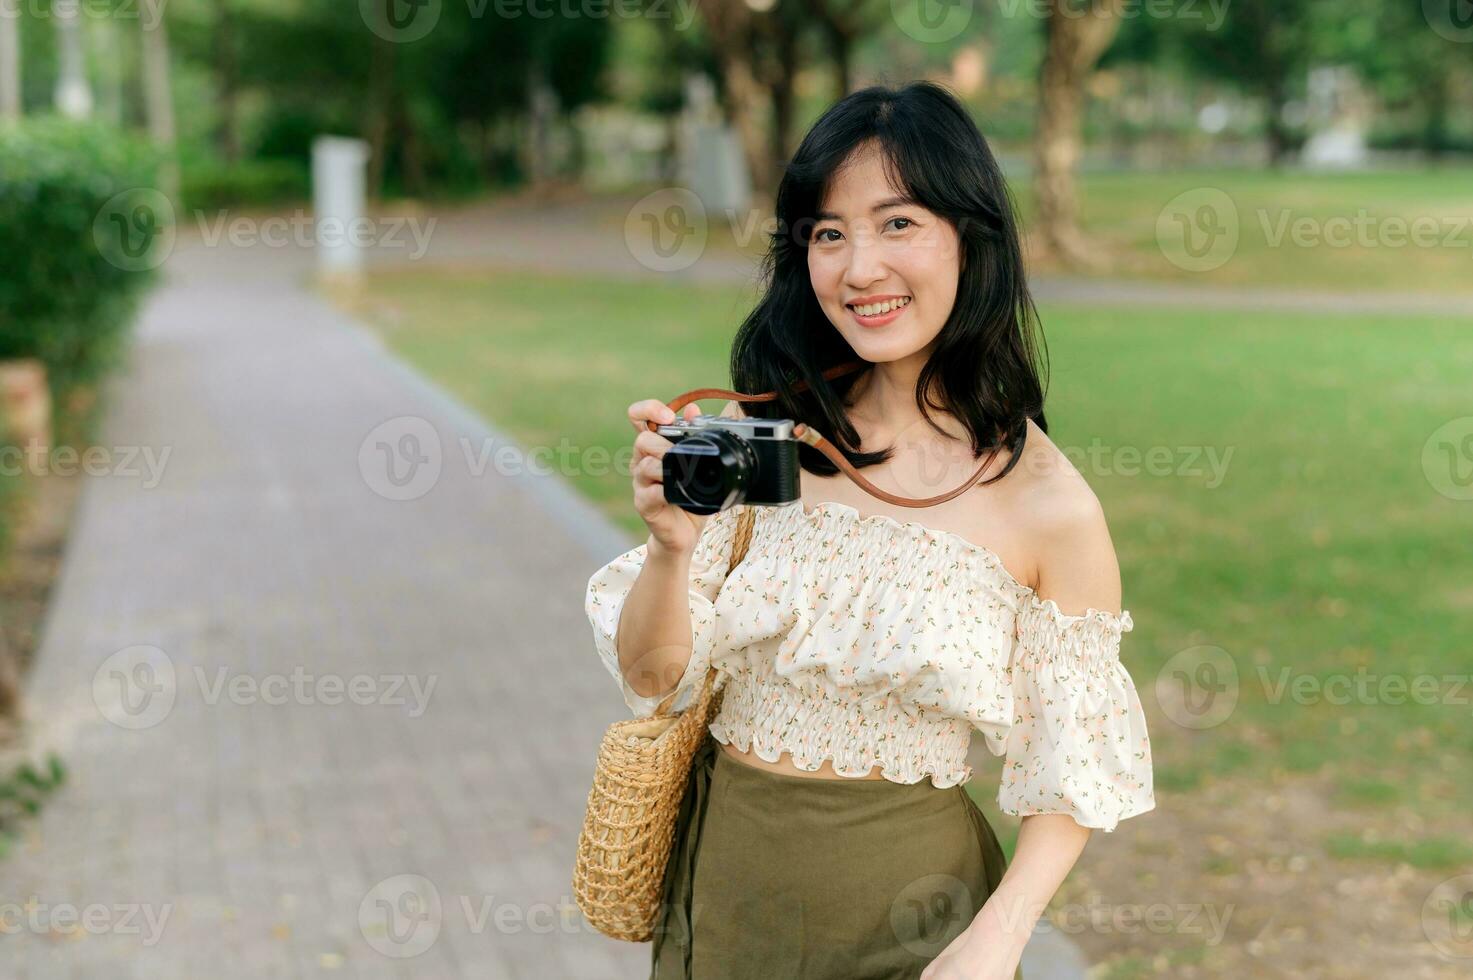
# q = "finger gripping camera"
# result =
<box><xmin>657</xmin><ymin>415</ymin><xmax>802</xmax><ymax>515</ymax></box>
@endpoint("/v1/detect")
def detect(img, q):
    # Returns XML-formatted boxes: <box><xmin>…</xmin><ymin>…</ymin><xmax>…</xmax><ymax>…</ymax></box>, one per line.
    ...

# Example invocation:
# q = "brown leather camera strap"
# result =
<box><xmin>647</xmin><ymin>359</ymin><xmax>1009</xmax><ymax>509</ymax></box>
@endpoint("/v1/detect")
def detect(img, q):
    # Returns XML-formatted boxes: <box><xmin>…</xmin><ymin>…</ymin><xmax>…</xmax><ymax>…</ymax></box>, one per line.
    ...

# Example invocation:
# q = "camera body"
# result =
<box><xmin>656</xmin><ymin>414</ymin><xmax>801</xmax><ymax>515</ymax></box>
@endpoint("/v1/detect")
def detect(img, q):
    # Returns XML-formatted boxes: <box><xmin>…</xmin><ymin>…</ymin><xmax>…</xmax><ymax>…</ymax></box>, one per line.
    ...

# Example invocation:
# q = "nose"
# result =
<box><xmin>843</xmin><ymin>224</ymin><xmax>887</xmax><ymax>291</ymax></box>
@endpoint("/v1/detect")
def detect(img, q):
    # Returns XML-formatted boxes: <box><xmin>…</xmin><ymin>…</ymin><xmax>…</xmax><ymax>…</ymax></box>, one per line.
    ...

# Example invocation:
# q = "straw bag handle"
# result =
<box><xmin>645</xmin><ymin>359</ymin><xmax>1010</xmax><ymax>509</ymax></box>
<box><xmin>651</xmin><ymin>504</ymin><xmax>757</xmax><ymax>717</ymax></box>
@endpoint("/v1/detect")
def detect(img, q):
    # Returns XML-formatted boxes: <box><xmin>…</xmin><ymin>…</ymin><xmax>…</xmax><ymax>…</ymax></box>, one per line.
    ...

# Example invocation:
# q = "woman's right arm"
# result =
<box><xmin>594</xmin><ymin>398</ymin><xmax>743</xmax><ymax>707</ymax></box>
<box><xmin>613</xmin><ymin>544</ymin><xmax>703</xmax><ymax>700</ymax></box>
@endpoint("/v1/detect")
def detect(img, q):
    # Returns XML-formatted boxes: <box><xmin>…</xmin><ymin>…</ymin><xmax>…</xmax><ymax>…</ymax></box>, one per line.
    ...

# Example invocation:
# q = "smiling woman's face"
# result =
<box><xmin>806</xmin><ymin>142</ymin><xmax>961</xmax><ymax>365</ymax></box>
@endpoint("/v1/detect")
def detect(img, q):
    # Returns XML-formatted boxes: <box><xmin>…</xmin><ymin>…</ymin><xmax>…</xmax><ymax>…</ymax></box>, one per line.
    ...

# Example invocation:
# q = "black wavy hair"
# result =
<box><xmin>729</xmin><ymin>80</ymin><xmax>1048</xmax><ymax>486</ymax></box>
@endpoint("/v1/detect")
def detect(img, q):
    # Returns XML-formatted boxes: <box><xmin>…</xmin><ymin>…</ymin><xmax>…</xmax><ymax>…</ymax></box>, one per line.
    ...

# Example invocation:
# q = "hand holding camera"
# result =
<box><xmin>627</xmin><ymin>362</ymin><xmax>1002</xmax><ymax>544</ymax></box>
<box><xmin>627</xmin><ymin>398</ymin><xmax>717</xmax><ymax>558</ymax></box>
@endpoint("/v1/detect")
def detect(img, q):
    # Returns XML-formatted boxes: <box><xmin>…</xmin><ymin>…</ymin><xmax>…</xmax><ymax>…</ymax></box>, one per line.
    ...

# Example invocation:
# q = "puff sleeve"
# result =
<box><xmin>998</xmin><ymin>595</ymin><xmax>1155</xmax><ymax>832</ymax></box>
<box><xmin>584</xmin><ymin>506</ymin><xmax>740</xmax><ymax>718</ymax></box>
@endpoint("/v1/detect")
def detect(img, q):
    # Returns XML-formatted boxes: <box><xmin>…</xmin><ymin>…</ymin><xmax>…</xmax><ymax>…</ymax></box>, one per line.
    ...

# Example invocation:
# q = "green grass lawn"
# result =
<box><xmin>355</xmin><ymin>266</ymin><xmax>1473</xmax><ymax>848</ymax></box>
<box><xmin>685</xmin><ymin>166</ymin><xmax>1473</xmax><ymax>295</ymax></box>
<box><xmin>1061</xmin><ymin>167</ymin><xmax>1473</xmax><ymax>293</ymax></box>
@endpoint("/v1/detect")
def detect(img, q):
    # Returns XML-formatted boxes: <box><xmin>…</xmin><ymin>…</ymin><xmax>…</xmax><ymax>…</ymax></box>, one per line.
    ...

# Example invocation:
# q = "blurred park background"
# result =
<box><xmin>1</xmin><ymin>1</ymin><xmax>1472</xmax><ymax>978</ymax></box>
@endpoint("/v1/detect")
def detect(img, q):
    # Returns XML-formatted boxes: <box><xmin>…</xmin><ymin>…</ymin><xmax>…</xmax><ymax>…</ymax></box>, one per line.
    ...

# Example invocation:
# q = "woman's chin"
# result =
<box><xmin>839</xmin><ymin>332</ymin><xmax>927</xmax><ymax>364</ymax></box>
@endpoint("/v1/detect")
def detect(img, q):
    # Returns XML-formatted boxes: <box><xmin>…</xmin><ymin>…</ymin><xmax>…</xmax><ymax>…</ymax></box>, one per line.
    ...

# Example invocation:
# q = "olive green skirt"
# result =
<box><xmin>650</xmin><ymin>733</ymin><xmax>1020</xmax><ymax>980</ymax></box>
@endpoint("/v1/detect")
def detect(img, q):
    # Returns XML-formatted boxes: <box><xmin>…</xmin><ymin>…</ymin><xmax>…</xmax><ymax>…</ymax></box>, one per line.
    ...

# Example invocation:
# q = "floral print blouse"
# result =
<box><xmin>584</xmin><ymin>499</ymin><xmax>1155</xmax><ymax>833</ymax></box>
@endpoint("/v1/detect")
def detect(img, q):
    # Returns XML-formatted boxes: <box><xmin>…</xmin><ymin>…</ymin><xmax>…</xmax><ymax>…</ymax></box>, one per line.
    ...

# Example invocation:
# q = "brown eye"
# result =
<box><xmin>885</xmin><ymin>217</ymin><xmax>913</xmax><ymax>232</ymax></box>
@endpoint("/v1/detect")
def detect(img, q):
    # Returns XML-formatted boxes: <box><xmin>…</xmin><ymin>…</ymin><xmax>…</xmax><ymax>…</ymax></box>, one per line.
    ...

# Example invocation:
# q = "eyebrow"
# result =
<box><xmin>813</xmin><ymin>196</ymin><xmax>918</xmax><ymax>222</ymax></box>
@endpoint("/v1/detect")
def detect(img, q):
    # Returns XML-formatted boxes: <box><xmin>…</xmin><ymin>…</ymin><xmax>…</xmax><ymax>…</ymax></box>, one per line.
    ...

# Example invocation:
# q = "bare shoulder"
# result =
<box><xmin>720</xmin><ymin>399</ymin><xmax>745</xmax><ymax>419</ymax></box>
<box><xmin>1006</xmin><ymin>420</ymin><xmax>1123</xmax><ymax>616</ymax></box>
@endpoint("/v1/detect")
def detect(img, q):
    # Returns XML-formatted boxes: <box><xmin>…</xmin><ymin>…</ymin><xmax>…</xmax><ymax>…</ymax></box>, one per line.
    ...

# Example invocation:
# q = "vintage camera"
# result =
<box><xmin>656</xmin><ymin>415</ymin><xmax>801</xmax><ymax>515</ymax></box>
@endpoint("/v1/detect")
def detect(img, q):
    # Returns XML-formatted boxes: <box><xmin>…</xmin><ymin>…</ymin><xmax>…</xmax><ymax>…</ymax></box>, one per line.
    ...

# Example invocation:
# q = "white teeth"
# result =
<box><xmin>852</xmin><ymin>297</ymin><xmax>910</xmax><ymax>316</ymax></box>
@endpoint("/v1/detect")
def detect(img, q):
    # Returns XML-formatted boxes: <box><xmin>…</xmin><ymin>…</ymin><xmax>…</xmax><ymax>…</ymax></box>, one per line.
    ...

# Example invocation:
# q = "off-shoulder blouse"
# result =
<box><xmin>584</xmin><ymin>499</ymin><xmax>1155</xmax><ymax>832</ymax></box>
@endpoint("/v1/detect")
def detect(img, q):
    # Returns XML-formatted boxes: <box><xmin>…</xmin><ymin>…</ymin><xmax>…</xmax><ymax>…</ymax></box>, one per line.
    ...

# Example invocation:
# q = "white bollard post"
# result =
<box><xmin>312</xmin><ymin>135</ymin><xmax>371</xmax><ymax>286</ymax></box>
<box><xmin>53</xmin><ymin>0</ymin><xmax>92</xmax><ymax>119</ymax></box>
<box><xmin>678</xmin><ymin>74</ymin><xmax>752</xmax><ymax>218</ymax></box>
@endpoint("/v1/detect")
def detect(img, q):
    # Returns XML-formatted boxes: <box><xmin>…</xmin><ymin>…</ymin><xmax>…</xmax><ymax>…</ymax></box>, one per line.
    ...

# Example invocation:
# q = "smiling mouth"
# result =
<box><xmin>846</xmin><ymin>296</ymin><xmax>912</xmax><ymax>316</ymax></box>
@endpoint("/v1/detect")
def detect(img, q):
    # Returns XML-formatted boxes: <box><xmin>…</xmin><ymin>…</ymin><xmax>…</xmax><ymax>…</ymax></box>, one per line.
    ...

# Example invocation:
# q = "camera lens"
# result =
<box><xmin>663</xmin><ymin>429</ymin><xmax>754</xmax><ymax>514</ymax></box>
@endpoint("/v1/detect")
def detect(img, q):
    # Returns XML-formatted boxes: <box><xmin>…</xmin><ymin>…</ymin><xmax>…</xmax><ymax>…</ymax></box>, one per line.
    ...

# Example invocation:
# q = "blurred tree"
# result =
<box><xmin>140</xmin><ymin>3</ymin><xmax>179</xmax><ymax>199</ymax></box>
<box><xmin>213</xmin><ymin>0</ymin><xmax>239</xmax><ymax>163</ymax></box>
<box><xmin>178</xmin><ymin>1</ymin><xmax>611</xmax><ymax>198</ymax></box>
<box><xmin>694</xmin><ymin>0</ymin><xmax>781</xmax><ymax>197</ymax></box>
<box><xmin>1329</xmin><ymin>0</ymin><xmax>1469</xmax><ymax>157</ymax></box>
<box><xmin>615</xmin><ymin>14</ymin><xmax>721</xmax><ymax>180</ymax></box>
<box><xmin>1033</xmin><ymin>0</ymin><xmax>1124</xmax><ymax>268</ymax></box>
<box><xmin>803</xmin><ymin>0</ymin><xmax>888</xmax><ymax>98</ymax></box>
<box><xmin>1177</xmin><ymin>0</ymin><xmax>1315</xmax><ymax>166</ymax></box>
<box><xmin>694</xmin><ymin>0</ymin><xmax>832</xmax><ymax>198</ymax></box>
<box><xmin>0</xmin><ymin>0</ymin><xmax>18</xmax><ymax>118</ymax></box>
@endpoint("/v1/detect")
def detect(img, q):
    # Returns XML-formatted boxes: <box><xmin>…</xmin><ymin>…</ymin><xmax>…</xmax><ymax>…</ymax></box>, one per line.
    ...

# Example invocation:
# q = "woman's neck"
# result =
<box><xmin>844</xmin><ymin>349</ymin><xmax>959</xmax><ymax>443</ymax></box>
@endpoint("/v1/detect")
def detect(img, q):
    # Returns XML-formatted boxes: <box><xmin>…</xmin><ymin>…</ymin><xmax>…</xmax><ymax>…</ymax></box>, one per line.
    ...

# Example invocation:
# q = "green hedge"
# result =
<box><xmin>182</xmin><ymin>157</ymin><xmax>309</xmax><ymax>211</ymax></box>
<box><xmin>0</xmin><ymin>117</ymin><xmax>165</xmax><ymax>420</ymax></box>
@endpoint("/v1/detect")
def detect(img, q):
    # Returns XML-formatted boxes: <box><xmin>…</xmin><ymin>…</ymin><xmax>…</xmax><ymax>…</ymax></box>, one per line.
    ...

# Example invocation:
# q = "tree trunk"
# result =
<box><xmin>1263</xmin><ymin>72</ymin><xmax>1290</xmax><ymax>168</ymax></box>
<box><xmin>718</xmin><ymin>50</ymin><xmax>775</xmax><ymax>198</ymax></box>
<box><xmin>140</xmin><ymin>14</ymin><xmax>178</xmax><ymax>200</ymax></box>
<box><xmin>525</xmin><ymin>64</ymin><xmax>557</xmax><ymax>191</ymax></box>
<box><xmin>1032</xmin><ymin>0</ymin><xmax>1123</xmax><ymax>269</ymax></box>
<box><xmin>214</xmin><ymin>0</ymin><xmax>239</xmax><ymax>163</ymax></box>
<box><xmin>834</xmin><ymin>40</ymin><xmax>851</xmax><ymax>97</ymax></box>
<box><xmin>696</xmin><ymin>0</ymin><xmax>775</xmax><ymax>198</ymax></box>
<box><xmin>0</xmin><ymin>642</ymin><xmax>20</xmax><ymax>728</ymax></box>
<box><xmin>768</xmin><ymin>21</ymin><xmax>797</xmax><ymax>164</ymax></box>
<box><xmin>1</xmin><ymin>0</ymin><xmax>21</xmax><ymax>119</ymax></box>
<box><xmin>91</xmin><ymin>16</ymin><xmax>125</xmax><ymax>124</ymax></box>
<box><xmin>805</xmin><ymin>0</ymin><xmax>861</xmax><ymax>99</ymax></box>
<box><xmin>398</xmin><ymin>97</ymin><xmax>425</xmax><ymax>196</ymax></box>
<box><xmin>365</xmin><ymin>37</ymin><xmax>393</xmax><ymax>200</ymax></box>
<box><xmin>1421</xmin><ymin>67</ymin><xmax>1450</xmax><ymax>159</ymax></box>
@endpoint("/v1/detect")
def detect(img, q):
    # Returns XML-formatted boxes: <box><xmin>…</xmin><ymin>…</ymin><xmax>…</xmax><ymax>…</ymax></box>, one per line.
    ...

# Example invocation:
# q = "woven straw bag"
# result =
<box><xmin>573</xmin><ymin>504</ymin><xmax>757</xmax><ymax>942</ymax></box>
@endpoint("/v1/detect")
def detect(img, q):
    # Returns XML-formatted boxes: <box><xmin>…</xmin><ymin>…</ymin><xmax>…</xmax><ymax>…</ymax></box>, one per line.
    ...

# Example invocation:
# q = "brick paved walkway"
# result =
<box><xmin>4</xmin><ymin>243</ymin><xmax>647</xmax><ymax>979</ymax></box>
<box><xmin>3</xmin><ymin>241</ymin><xmax>1086</xmax><ymax>979</ymax></box>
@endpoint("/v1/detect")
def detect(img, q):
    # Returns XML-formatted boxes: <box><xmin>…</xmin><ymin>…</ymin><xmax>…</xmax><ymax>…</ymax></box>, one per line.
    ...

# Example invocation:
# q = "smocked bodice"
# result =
<box><xmin>585</xmin><ymin>500</ymin><xmax>1154</xmax><ymax>832</ymax></box>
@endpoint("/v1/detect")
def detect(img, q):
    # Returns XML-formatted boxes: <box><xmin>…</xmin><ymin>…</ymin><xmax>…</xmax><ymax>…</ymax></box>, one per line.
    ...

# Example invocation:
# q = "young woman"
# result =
<box><xmin>585</xmin><ymin>81</ymin><xmax>1154</xmax><ymax>980</ymax></box>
